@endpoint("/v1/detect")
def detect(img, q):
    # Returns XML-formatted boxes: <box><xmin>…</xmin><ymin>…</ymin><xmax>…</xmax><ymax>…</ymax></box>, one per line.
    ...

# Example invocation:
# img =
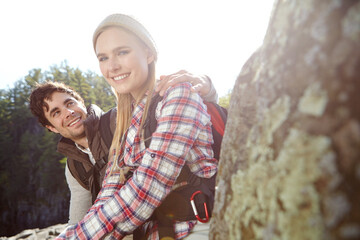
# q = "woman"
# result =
<box><xmin>57</xmin><ymin>13</ymin><xmax>217</xmax><ymax>240</ymax></box>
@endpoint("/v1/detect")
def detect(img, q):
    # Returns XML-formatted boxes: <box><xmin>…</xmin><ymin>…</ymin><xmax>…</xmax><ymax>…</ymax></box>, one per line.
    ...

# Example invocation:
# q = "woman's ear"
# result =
<box><xmin>145</xmin><ymin>48</ymin><xmax>155</xmax><ymax>64</ymax></box>
<box><xmin>147</xmin><ymin>55</ymin><xmax>155</xmax><ymax>64</ymax></box>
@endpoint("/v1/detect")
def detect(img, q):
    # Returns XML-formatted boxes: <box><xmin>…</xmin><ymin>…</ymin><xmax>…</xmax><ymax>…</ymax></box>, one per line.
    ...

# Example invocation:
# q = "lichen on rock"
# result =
<box><xmin>210</xmin><ymin>1</ymin><xmax>360</xmax><ymax>239</ymax></box>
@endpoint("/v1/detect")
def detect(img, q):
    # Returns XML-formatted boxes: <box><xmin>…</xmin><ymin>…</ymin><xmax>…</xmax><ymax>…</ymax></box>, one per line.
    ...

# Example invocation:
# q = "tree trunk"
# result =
<box><xmin>210</xmin><ymin>1</ymin><xmax>360</xmax><ymax>239</ymax></box>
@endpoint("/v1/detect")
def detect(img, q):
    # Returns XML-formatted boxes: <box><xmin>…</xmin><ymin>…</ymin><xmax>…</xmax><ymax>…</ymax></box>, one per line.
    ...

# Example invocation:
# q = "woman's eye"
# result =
<box><xmin>117</xmin><ymin>50</ymin><xmax>129</xmax><ymax>56</ymax></box>
<box><xmin>98</xmin><ymin>56</ymin><xmax>107</xmax><ymax>62</ymax></box>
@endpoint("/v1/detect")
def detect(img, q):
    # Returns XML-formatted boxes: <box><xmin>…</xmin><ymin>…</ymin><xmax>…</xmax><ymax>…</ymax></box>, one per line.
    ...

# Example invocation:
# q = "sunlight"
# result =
<box><xmin>0</xmin><ymin>0</ymin><xmax>274</xmax><ymax>96</ymax></box>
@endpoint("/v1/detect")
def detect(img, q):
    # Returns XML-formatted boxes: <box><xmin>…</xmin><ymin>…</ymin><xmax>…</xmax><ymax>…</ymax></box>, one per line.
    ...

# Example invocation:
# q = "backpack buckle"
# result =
<box><xmin>190</xmin><ymin>190</ymin><xmax>209</xmax><ymax>223</ymax></box>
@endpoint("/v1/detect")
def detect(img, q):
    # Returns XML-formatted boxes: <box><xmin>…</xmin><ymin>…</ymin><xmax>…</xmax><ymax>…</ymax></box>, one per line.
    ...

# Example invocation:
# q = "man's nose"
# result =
<box><xmin>65</xmin><ymin>108</ymin><xmax>75</xmax><ymax>118</ymax></box>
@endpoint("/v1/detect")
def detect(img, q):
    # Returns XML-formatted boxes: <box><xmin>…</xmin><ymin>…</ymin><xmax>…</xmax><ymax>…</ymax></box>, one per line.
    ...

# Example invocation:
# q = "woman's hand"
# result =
<box><xmin>156</xmin><ymin>70</ymin><xmax>212</xmax><ymax>97</ymax></box>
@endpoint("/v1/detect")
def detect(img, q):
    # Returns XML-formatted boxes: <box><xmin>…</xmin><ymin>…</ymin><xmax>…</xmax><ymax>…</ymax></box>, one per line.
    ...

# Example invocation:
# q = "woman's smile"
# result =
<box><xmin>113</xmin><ymin>73</ymin><xmax>130</xmax><ymax>81</ymax></box>
<box><xmin>96</xmin><ymin>27</ymin><xmax>154</xmax><ymax>98</ymax></box>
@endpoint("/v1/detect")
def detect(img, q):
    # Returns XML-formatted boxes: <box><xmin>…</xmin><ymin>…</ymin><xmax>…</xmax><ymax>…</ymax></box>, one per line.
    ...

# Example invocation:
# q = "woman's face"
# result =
<box><xmin>95</xmin><ymin>27</ymin><xmax>154</xmax><ymax>99</ymax></box>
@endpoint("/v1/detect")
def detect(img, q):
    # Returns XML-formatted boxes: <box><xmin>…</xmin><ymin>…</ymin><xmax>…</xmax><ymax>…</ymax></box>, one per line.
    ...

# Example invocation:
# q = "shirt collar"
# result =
<box><xmin>75</xmin><ymin>142</ymin><xmax>96</xmax><ymax>165</ymax></box>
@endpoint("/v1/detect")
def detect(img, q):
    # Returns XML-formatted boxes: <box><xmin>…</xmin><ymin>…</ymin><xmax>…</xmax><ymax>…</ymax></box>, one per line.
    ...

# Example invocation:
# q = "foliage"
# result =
<box><xmin>0</xmin><ymin>62</ymin><xmax>115</xmax><ymax>237</ymax></box>
<box><xmin>218</xmin><ymin>90</ymin><xmax>232</xmax><ymax>109</ymax></box>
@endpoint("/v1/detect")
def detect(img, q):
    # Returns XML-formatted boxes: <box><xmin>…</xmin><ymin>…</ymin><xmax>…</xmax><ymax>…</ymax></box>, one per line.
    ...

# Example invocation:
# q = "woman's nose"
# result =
<box><xmin>109</xmin><ymin>57</ymin><xmax>121</xmax><ymax>72</ymax></box>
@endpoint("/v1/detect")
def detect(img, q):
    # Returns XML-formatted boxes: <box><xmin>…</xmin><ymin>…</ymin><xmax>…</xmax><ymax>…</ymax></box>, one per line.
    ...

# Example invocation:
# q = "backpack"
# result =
<box><xmin>144</xmin><ymin>93</ymin><xmax>227</xmax><ymax>161</ymax></box>
<box><xmin>99</xmin><ymin>109</ymin><xmax>114</xmax><ymax>151</ymax></box>
<box><xmin>134</xmin><ymin>93</ymin><xmax>227</xmax><ymax>240</ymax></box>
<box><xmin>98</xmin><ymin>95</ymin><xmax>228</xmax><ymax>239</ymax></box>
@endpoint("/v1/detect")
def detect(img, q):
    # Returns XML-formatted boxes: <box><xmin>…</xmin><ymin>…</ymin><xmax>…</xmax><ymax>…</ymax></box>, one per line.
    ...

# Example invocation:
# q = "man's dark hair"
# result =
<box><xmin>29</xmin><ymin>81</ymin><xmax>85</xmax><ymax>127</ymax></box>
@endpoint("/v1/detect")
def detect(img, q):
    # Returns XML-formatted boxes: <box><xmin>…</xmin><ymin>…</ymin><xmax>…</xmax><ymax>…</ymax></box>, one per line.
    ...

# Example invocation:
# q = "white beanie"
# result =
<box><xmin>93</xmin><ymin>13</ymin><xmax>158</xmax><ymax>61</ymax></box>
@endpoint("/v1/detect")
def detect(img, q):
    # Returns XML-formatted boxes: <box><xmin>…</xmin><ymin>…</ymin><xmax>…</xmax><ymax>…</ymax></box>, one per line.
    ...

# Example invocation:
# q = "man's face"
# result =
<box><xmin>44</xmin><ymin>91</ymin><xmax>87</xmax><ymax>142</ymax></box>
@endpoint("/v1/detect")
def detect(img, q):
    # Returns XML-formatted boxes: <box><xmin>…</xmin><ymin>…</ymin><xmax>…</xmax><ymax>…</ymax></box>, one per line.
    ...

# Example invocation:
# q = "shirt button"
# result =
<box><xmin>150</xmin><ymin>153</ymin><xmax>155</xmax><ymax>158</ymax></box>
<box><xmin>126</xmin><ymin>148</ymin><xmax>130</xmax><ymax>152</ymax></box>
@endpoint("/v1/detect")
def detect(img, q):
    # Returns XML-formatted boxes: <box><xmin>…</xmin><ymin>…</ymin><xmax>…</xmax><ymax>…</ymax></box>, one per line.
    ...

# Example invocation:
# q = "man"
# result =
<box><xmin>29</xmin><ymin>71</ymin><xmax>218</xmax><ymax>225</ymax></box>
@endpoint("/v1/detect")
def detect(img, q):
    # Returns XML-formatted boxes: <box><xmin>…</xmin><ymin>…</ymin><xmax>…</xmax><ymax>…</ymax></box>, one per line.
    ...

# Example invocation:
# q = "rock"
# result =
<box><xmin>210</xmin><ymin>0</ymin><xmax>360</xmax><ymax>239</ymax></box>
<box><xmin>0</xmin><ymin>224</ymin><xmax>136</xmax><ymax>240</ymax></box>
<box><xmin>1</xmin><ymin>224</ymin><xmax>66</xmax><ymax>240</ymax></box>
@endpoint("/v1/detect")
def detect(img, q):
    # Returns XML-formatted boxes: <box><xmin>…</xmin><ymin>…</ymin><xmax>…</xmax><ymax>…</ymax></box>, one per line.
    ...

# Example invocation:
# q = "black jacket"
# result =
<box><xmin>57</xmin><ymin>104</ymin><xmax>116</xmax><ymax>202</ymax></box>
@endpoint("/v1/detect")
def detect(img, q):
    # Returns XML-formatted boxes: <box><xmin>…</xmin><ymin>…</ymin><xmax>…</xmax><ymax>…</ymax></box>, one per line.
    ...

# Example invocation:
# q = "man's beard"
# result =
<box><xmin>70</xmin><ymin>130</ymin><xmax>86</xmax><ymax>141</ymax></box>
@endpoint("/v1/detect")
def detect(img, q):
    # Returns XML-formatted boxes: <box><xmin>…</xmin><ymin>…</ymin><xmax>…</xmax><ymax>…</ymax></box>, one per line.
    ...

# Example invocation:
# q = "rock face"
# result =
<box><xmin>210</xmin><ymin>1</ymin><xmax>360</xmax><ymax>239</ymax></box>
<box><xmin>0</xmin><ymin>224</ymin><xmax>66</xmax><ymax>240</ymax></box>
<box><xmin>1</xmin><ymin>187</ymin><xmax>69</xmax><ymax>237</ymax></box>
<box><xmin>1</xmin><ymin>224</ymin><xmax>136</xmax><ymax>240</ymax></box>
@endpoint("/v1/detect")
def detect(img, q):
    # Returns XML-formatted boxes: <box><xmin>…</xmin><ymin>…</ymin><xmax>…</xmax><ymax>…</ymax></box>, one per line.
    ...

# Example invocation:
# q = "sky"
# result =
<box><xmin>0</xmin><ymin>0</ymin><xmax>274</xmax><ymax>97</ymax></box>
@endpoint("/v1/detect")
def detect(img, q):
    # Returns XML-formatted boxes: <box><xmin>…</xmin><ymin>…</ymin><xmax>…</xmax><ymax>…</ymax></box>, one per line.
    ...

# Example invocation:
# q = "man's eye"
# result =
<box><xmin>53</xmin><ymin>111</ymin><xmax>60</xmax><ymax>117</ymax></box>
<box><xmin>67</xmin><ymin>101</ymin><xmax>75</xmax><ymax>107</ymax></box>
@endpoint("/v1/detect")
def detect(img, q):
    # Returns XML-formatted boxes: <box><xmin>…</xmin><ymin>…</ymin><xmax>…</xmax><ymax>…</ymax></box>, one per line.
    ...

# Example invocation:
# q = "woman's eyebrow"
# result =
<box><xmin>96</xmin><ymin>46</ymin><xmax>129</xmax><ymax>58</ymax></box>
<box><xmin>96</xmin><ymin>52</ymin><xmax>105</xmax><ymax>58</ymax></box>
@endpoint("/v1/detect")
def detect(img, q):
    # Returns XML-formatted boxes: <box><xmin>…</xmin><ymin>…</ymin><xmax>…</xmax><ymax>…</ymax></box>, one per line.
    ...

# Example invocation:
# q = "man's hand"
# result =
<box><xmin>155</xmin><ymin>70</ymin><xmax>211</xmax><ymax>97</ymax></box>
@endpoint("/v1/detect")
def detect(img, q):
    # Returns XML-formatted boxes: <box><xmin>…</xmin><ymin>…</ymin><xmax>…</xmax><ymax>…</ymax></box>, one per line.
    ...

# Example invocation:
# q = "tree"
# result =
<box><xmin>0</xmin><ymin>63</ymin><xmax>115</xmax><ymax>236</ymax></box>
<box><xmin>85</xmin><ymin>71</ymin><xmax>115</xmax><ymax>111</ymax></box>
<box><xmin>218</xmin><ymin>90</ymin><xmax>231</xmax><ymax>109</ymax></box>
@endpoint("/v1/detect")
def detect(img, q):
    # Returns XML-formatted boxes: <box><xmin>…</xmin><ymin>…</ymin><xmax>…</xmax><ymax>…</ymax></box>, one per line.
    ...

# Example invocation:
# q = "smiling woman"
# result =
<box><xmin>95</xmin><ymin>27</ymin><xmax>154</xmax><ymax>98</ymax></box>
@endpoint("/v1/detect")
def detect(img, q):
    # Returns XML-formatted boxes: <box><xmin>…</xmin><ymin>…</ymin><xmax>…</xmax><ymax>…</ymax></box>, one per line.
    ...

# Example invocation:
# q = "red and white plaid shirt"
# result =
<box><xmin>56</xmin><ymin>83</ymin><xmax>217</xmax><ymax>239</ymax></box>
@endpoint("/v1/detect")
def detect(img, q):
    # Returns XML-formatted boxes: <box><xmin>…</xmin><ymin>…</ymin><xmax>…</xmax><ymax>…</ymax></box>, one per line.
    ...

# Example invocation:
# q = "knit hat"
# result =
<box><xmin>93</xmin><ymin>13</ymin><xmax>158</xmax><ymax>61</ymax></box>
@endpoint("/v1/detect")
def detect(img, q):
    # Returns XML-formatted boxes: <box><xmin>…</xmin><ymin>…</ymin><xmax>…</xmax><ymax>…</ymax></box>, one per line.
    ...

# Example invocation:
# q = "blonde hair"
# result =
<box><xmin>93</xmin><ymin>13</ymin><xmax>159</xmax><ymax>176</ymax></box>
<box><xmin>109</xmin><ymin>60</ymin><xmax>156</xmax><ymax>175</ymax></box>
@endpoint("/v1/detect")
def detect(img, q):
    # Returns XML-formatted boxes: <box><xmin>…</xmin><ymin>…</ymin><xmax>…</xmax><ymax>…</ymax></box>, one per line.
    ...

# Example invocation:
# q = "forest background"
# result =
<box><xmin>0</xmin><ymin>63</ymin><xmax>231</xmax><ymax>237</ymax></box>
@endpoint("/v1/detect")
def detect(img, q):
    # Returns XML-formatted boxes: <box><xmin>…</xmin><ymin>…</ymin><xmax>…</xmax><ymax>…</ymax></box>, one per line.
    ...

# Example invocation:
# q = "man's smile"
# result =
<box><xmin>67</xmin><ymin>117</ymin><xmax>82</xmax><ymax>127</ymax></box>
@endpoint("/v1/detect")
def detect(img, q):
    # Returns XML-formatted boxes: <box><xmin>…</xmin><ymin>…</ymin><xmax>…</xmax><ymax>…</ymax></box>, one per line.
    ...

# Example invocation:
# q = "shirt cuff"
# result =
<box><xmin>202</xmin><ymin>76</ymin><xmax>218</xmax><ymax>103</ymax></box>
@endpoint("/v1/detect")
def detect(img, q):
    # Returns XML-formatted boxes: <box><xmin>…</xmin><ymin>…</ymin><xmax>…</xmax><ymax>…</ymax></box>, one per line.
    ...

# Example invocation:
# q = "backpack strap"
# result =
<box><xmin>204</xmin><ymin>101</ymin><xmax>227</xmax><ymax>136</ymax></box>
<box><xmin>144</xmin><ymin>93</ymin><xmax>163</xmax><ymax>148</ymax></box>
<box><xmin>99</xmin><ymin>109</ymin><xmax>113</xmax><ymax>150</ymax></box>
<box><xmin>204</xmin><ymin>101</ymin><xmax>227</xmax><ymax>160</ymax></box>
<box><xmin>67</xmin><ymin>158</ymin><xmax>91</xmax><ymax>190</ymax></box>
<box><xmin>89</xmin><ymin>109</ymin><xmax>114</xmax><ymax>202</ymax></box>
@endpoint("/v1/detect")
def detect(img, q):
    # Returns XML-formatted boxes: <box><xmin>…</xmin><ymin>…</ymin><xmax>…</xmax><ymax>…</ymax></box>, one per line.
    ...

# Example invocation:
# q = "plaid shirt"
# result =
<box><xmin>56</xmin><ymin>83</ymin><xmax>217</xmax><ymax>239</ymax></box>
